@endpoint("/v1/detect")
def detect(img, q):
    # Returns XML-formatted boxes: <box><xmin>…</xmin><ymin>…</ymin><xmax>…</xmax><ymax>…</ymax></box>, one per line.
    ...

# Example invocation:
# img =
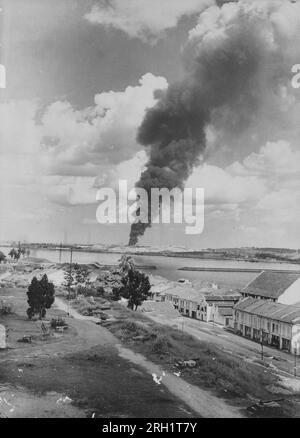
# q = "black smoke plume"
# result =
<box><xmin>129</xmin><ymin>13</ymin><xmax>264</xmax><ymax>246</ymax></box>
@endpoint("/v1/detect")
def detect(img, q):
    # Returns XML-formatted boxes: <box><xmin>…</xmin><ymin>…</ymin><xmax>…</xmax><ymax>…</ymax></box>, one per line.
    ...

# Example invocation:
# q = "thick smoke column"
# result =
<box><xmin>129</xmin><ymin>0</ymin><xmax>300</xmax><ymax>245</ymax></box>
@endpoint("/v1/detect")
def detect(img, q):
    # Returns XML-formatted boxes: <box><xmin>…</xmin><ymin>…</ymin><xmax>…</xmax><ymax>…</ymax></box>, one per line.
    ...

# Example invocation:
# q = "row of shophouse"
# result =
<box><xmin>150</xmin><ymin>280</ymin><xmax>241</xmax><ymax>327</ymax></box>
<box><xmin>150</xmin><ymin>271</ymin><xmax>300</xmax><ymax>355</ymax></box>
<box><xmin>235</xmin><ymin>271</ymin><xmax>300</xmax><ymax>354</ymax></box>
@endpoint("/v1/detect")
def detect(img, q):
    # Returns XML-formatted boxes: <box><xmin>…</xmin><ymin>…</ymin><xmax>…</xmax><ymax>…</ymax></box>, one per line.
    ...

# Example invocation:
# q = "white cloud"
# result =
<box><xmin>186</xmin><ymin>163</ymin><xmax>266</xmax><ymax>207</ymax></box>
<box><xmin>226</xmin><ymin>140</ymin><xmax>300</xmax><ymax>230</ymax></box>
<box><xmin>0</xmin><ymin>74</ymin><xmax>167</xmax><ymax>209</ymax></box>
<box><xmin>228</xmin><ymin>140</ymin><xmax>300</xmax><ymax>179</ymax></box>
<box><xmin>41</xmin><ymin>73</ymin><xmax>167</xmax><ymax>176</ymax></box>
<box><xmin>85</xmin><ymin>0</ymin><xmax>213</xmax><ymax>44</ymax></box>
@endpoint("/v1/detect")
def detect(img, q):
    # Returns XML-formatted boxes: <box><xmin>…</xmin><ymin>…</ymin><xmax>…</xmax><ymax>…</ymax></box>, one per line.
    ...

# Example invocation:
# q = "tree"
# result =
<box><xmin>63</xmin><ymin>265</ymin><xmax>75</xmax><ymax>294</ymax></box>
<box><xmin>73</xmin><ymin>264</ymin><xmax>91</xmax><ymax>296</ymax></box>
<box><xmin>118</xmin><ymin>254</ymin><xmax>135</xmax><ymax>275</ymax></box>
<box><xmin>74</xmin><ymin>264</ymin><xmax>91</xmax><ymax>288</ymax></box>
<box><xmin>117</xmin><ymin>269</ymin><xmax>151</xmax><ymax>310</ymax></box>
<box><xmin>63</xmin><ymin>263</ymin><xmax>90</xmax><ymax>297</ymax></box>
<box><xmin>0</xmin><ymin>251</ymin><xmax>6</xmax><ymax>264</ymax></box>
<box><xmin>27</xmin><ymin>274</ymin><xmax>55</xmax><ymax>319</ymax></box>
<box><xmin>9</xmin><ymin>248</ymin><xmax>17</xmax><ymax>259</ymax></box>
<box><xmin>9</xmin><ymin>248</ymin><xmax>21</xmax><ymax>261</ymax></box>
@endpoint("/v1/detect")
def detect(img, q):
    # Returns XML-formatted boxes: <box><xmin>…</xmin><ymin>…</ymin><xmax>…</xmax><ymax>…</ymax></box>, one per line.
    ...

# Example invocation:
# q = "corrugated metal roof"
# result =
<box><xmin>165</xmin><ymin>286</ymin><xmax>205</xmax><ymax>303</ymax></box>
<box><xmin>242</xmin><ymin>271</ymin><xmax>300</xmax><ymax>299</ymax></box>
<box><xmin>235</xmin><ymin>297</ymin><xmax>300</xmax><ymax>324</ymax></box>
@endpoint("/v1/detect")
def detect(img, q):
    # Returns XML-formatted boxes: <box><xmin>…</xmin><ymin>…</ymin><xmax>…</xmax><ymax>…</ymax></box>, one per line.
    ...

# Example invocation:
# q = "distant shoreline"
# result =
<box><xmin>1</xmin><ymin>244</ymin><xmax>300</xmax><ymax>266</ymax></box>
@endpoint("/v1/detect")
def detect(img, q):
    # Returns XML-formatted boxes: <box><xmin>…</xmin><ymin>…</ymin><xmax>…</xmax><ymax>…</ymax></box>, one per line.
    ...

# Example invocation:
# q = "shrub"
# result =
<box><xmin>0</xmin><ymin>300</ymin><xmax>13</xmax><ymax>315</ymax></box>
<box><xmin>149</xmin><ymin>335</ymin><xmax>172</xmax><ymax>355</ymax></box>
<box><xmin>50</xmin><ymin>317</ymin><xmax>66</xmax><ymax>329</ymax></box>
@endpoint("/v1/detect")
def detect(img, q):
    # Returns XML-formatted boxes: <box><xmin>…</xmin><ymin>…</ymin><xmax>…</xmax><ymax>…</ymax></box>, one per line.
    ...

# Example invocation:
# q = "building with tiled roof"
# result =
<box><xmin>234</xmin><ymin>297</ymin><xmax>300</xmax><ymax>354</ymax></box>
<box><xmin>241</xmin><ymin>271</ymin><xmax>300</xmax><ymax>304</ymax></box>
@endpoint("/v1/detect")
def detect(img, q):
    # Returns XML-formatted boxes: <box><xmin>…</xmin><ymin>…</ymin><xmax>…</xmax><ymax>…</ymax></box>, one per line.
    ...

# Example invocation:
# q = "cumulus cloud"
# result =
<box><xmin>0</xmin><ymin>74</ymin><xmax>167</xmax><ymax>208</ymax></box>
<box><xmin>187</xmin><ymin>163</ymin><xmax>266</xmax><ymax>207</ymax></box>
<box><xmin>180</xmin><ymin>137</ymin><xmax>300</xmax><ymax>239</ymax></box>
<box><xmin>226</xmin><ymin>140</ymin><xmax>300</xmax><ymax>229</ymax></box>
<box><xmin>85</xmin><ymin>0</ymin><xmax>214</xmax><ymax>43</ymax></box>
<box><xmin>229</xmin><ymin>141</ymin><xmax>300</xmax><ymax>178</ymax></box>
<box><xmin>40</xmin><ymin>73</ymin><xmax>167</xmax><ymax>177</ymax></box>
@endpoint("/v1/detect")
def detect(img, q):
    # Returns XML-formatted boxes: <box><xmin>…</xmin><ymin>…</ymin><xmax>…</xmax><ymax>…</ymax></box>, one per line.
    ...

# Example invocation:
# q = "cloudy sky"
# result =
<box><xmin>0</xmin><ymin>0</ymin><xmax>300</xmax><ymax>248</ymax></box>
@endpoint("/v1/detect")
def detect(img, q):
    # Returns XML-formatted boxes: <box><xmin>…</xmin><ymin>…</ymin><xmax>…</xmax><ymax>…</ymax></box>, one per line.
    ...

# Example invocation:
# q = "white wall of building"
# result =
<box><xmin>278</xmin><ymin>278</ymin><xmax>300</xmax><ymax>305</ymax></box>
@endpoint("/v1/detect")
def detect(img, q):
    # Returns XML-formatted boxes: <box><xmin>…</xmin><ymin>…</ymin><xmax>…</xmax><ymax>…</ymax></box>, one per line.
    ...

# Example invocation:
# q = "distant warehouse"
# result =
<box><xmin>234</xmin><ymin>297</ymin><xmax>300</xmax><ymax>354</ymax></box>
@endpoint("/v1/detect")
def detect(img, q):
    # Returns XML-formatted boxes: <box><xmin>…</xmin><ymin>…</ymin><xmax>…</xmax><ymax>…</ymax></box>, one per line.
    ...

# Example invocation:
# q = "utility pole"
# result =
<box><xmin>294</xmin><ymin>348</ymin><xmax>297</xmax><ymax>377</ymax></box>
<box><xmin>260</xmin><ymin>329</ymin><xmax>264</xmax><ymax>361</ymax></box>
<box><xmin>59</xmin><ymin>242</ymin><xmax>62</xmax><ymax>264</ymax></box>
<box><xmin>68</xmin><ymin>247</ymin><xmax>73</xmax><ymax>302</ymax></box>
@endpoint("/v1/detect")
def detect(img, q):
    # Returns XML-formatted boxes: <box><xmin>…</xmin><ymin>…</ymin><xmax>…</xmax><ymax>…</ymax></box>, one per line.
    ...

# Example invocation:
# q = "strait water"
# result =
<box><xmin>1</xmin><ymin>246</ymin><xmax>299</xmax><ymax>290</ymax></box>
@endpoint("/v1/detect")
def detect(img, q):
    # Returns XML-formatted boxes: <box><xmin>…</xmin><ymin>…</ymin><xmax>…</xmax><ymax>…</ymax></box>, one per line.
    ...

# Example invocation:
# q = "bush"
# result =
<box><xmin>50</xmin><ymin>317</ymin><xmax>67</xmax><ymax>329</ymax></box>
<box><xmin>149</xmin><ymin>335</ymin><xmax>172</xmax><ymax>355</ymax></box>
<box><xmin>122</xmin><ymin>320</ymin><xmax>144</xmax><ymax>334</ymax></box>
<box><xmin>0</xmin><ymin>300</ymin><xmax>13</xmax><ymax>315</ymax></box>
<box><xmin>96</xmin><ymin>286</ymin><xmax>105</xmax><ymax>296</ymax></box>
<box><xmin>76</xmin><ymin>285</ymin><xmax>94</xmax><ymax>297</ymax></box>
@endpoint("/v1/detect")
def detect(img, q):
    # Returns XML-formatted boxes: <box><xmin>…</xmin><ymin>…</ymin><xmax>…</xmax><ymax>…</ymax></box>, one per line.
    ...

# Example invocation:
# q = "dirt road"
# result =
<box><xmin>117</xmin><ymin>345</ymin><xmax>244</xmax><ymax>418</ymax></box>
<box><xmin>0</xmin><ymin>290</ymin><xmax>197</xmax><ymax>418</ymax></box>
<box><xmin>146</xmin><ymin>311</ymin><xmax>299</xmax><ymax>378</ymax></box>
<box><xmin>54</xmin><ymin>298</ymin><xmax>245</xmax><ymax>418</ymax></box>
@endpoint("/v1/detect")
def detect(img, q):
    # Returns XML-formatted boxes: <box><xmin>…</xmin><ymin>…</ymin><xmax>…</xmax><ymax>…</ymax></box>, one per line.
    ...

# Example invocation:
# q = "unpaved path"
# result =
<box><xmin>54</xmin><ymin>298</ymin><xmax>244</xmax><ymax>418</ymax></box>
<box><xmin>116</xmin><ymin>344</ymin><xmax>244</xmax><ymax>418</ymax></box>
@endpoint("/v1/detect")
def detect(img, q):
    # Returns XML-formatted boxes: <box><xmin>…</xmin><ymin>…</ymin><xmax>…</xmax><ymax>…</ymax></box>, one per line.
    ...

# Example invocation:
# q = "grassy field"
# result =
<box><xmin>101</xmin><ymin>303</ymin><xmax>300</xmax><ymax>417</ymax></box>
<box><xmin>1</xmin><ymin>284</ymin><xmax>300</xmax><ymax>417</ymax></box>
<box><xmin>0</xmin><ymin>287</ymin><xmax>198</xmax><ymax>418</ymax></box>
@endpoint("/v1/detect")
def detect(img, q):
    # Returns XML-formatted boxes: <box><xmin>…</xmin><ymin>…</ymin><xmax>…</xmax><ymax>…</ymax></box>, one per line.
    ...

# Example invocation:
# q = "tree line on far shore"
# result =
<box><xmin>0</xmin><ymin>247</ymin><xmax>31</xmax><ymax>263</ymax></box>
